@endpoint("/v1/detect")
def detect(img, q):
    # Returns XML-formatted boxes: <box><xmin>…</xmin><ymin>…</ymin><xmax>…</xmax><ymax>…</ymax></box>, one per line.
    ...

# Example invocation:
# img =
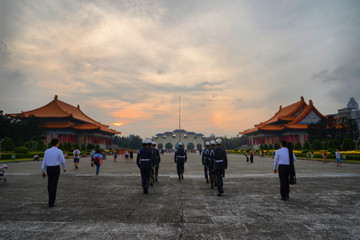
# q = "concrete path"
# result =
<box><xmin>0</xmin><ymin>153</ymin><xmax>359</xmax><ymax>239</ymax></box>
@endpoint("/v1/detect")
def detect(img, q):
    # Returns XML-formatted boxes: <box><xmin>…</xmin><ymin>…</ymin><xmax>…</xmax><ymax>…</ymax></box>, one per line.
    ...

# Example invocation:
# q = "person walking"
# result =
<box><xmin>41</xmin><ymin>138</ymin><xmax>66</xmax><ymax>208</ymax></box>
<box><xmin>136</xmin><ymin>139</ymin><xmax>155</xmax><ymax>194</ymax></box>
<box><xmin>174</xmin><ymin>142</ymin><xmax>187</xmax><ymax>180</ymax></box>
<box><xmin>335</xmin><ymin>149</ymin><xmax>342</xmax><ymax>167</ymax></box>
<box><xmin>273</xmin><ymin>141</ymin><xmax>296</xmax><ymax>201</ymax></box>
<box><xmin>212</xmin><ymin>139</ymin><xmax>228</xmax><ymax>196</ymax></box>
<box><xmin>202</xmin><ymin>142</ymin><xmax>210</xmax><ymax>183</ymax></box>
<box><xmin>322</xmin><ymin>150</ymin><xmax>327</xmax><ymax>164</ymax></box>
<box><xmin>152</xmin><ymin>141</ymin><xmax>161</xmax><ymax>183</ymax></box>
<box><xmin>90</xmin><ymin>148</ymin><xmax>95</xmax><ymax>167</ymax></box>
<box><xmin>93</xmin><ymin>150</ymin><xmax>103</xmax><ymax>175</ymax></box>
<box><xmin>130</xmin><ymin>150</ymin><xmax>134</xmax><ymax>161</ymax></box>
<box><xmin>208</xmin><ymin>140</ymin><xmax>216</xmax><ymax>189</ymax></box>
<box><xmin>114</xmin><ymin>150</ymin><xmax>118</xmax><ymax>162</ymax></box>
<box><xmin>250</xmin><ymin>151</ymin><xmax>254</xmax><ymax>164</ymax></box>
<box><xmin>73</xmin><ymin>148</ymin><xmax>80</xmax><ymax>169</ymax></box>
<box><xmin>311</xmin><ymin>150</ymin><xmax>314</xmax><ymax>162</ymax></box>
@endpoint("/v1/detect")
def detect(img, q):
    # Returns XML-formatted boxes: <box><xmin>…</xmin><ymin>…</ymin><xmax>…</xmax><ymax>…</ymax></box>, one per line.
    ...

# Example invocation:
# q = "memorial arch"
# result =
<box><xmin>154</xmin><ymin>129</ymin><xmax>204</xmax><ymax>150</ymax></box>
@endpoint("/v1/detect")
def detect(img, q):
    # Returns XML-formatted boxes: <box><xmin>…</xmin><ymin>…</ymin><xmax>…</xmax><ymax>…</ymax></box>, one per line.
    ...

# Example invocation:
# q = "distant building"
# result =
<box><xmin>240</xmin><ymin>97</ymin><xmax>324</xmax><ymax>149</ymax></box>
<box><xmin>9</xmin><ymin>95</ymin><xmax>120</xmax><ymax>149</ymax></box>
<box><xmin>154</xmin><ymin>129</ymin><xmax>204</xmax><ymax>150</ymax></box>
<box><xmin>327</xmin><ymin>97</ymin><xmax>360</xmax><ymax>139</ymax></box>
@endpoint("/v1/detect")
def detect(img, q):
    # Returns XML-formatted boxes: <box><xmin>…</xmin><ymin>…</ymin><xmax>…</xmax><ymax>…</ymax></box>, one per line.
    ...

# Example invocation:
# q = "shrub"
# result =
<box><xmin>342</xmin><ymin>138</ymin><xmax>355</xmax><ymax>151</ymax></box>
<box><xmin>81</xmin><ymin>144</ymin><xmax>86</xmax><ymax>151</ymax></box>
<box><xmin>303</xmin><ymin>141</ymin><xmax>310</xmax><ymax>151</ymax></box>
<box><xmin>15</xmin><ymin>146</ymin><xmax>29</xmax><ymax>154</ymax></box>
<box><xmin>312</xmin><ymin>139</ymin><xmax>322</xmax><ymax>150</ymax></box>
<box><xmin>37</xmin><ymin>140</ymin><xmax>46</xmax><ymax>151</ymax></box>
<box><xmin>268</xmin><ymin>144</ymin><xmax>273</xmax><ymax>150</ymax></box>
<box><xmin>274</xmin><ymin>143</ymin><xmax>280</xmax><ymax>149</ymax></box>
<box><xmin>294</xmin><ymin>142</ymin><xmax>302</xmax><ymax>150</ymax></box>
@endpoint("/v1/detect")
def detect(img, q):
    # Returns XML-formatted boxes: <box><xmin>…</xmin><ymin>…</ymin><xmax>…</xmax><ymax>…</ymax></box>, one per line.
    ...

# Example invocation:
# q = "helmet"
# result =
<box><xmin>210</xmin><ymin>140</ymin><xmax>215</xmax><ymax>145</ymax></box>
<box><xmin>178</xmin><ymin>142</ymin><xmax>183</xmax><ymax>146</ymax></box>
<box><xmin>142</xmin><ymin>139</ymin><xmax>148</xmax><ymax>144</ymax></box>
<box><xmin>216</xmin><ymin>139</ymin><xmax>222</xmax><ymax>144</ymax></box>
<box><xmin>152</xmin><ymin>141</ymin><xmax>156</xmax><ymax>145</ymax></box>
<box><xmin>205</xmin><ymin>141</ymin><xmax>210</xmax><ymax>146</ymax></box>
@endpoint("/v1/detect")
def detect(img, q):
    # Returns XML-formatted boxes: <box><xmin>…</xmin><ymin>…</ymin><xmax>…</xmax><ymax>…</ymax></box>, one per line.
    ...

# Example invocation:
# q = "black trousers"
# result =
<box><xmin>215</xmin><ymin>168</ymin><xmax>224</xmax><ymax>193</ymax></box>
<box><xmin>140</xmin><ymin>167</ymin><xmax>151</xmax><ymax>189</ymax></box>
<box><xmin>209</xmin><ymin>168</ymin><xmax>215</xmax><ymax>187</ymax></box>
<box><xmin>204</xmin><ymin>165</ymin><xmax>208</xmax><ymax>181</ymax></box>
<box><xmin>155</xmin><ymin>164</ymin><xmax>159</xmax><ymax>177</ymax></box>
<box><xmin>177</xmin><ymin>161</ymin><xmax>185</xmax><ymax>176</ymax></box>
<box><xmin>47</xmin><ymin>166</ymin><xmax>60</xmax><ymax>206</ymax></box>
<box><xmin>278</xmin><ymin>165</ymin><xmax>290</xmax><ymax>198</ymax></box>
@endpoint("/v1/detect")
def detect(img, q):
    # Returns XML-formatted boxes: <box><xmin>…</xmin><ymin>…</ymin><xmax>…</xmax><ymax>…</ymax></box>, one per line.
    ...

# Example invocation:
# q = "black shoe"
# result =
<box><xmin>285</xmin><ymin>194</ymin><xmax>289</xmax><ymax>199</ymax></box>
<box><xmin>144</xmin><ymin>188</ymin><xmax>148</xmax><ymax>194</ymax></box>
<box><xmin>281</xmin><ymin>197</ymin><xmax>287</xmax><ymax>201</ymax></box>
<box><xmin>221</xmin><ymin>190</ymin><xmax>224</xmax><ymax>194</ymax></box>
<box><xmin>211</xmin><ymin>185</ymin><xmax>214</xmax><ymax>189</ymax></box>
<box><xmin>91</xmin><ymin>164</ymin><xmax>94</xmax><ymax>167</ymax></box>
<box><xmin>182</xmin><ymin>175</ymin><xmax>184</xmax><ymax>179</ymax></box>
<box><xmin>49</xmin><ymin>204</ymin><xmax>55</xmax><ymax>208</ymax></box>
<box><xmin>206</xmin><ymin>179</ymin><xmax>209</xmax><ymax>184</ymax></box>
<box><xmin>150</xmin><ymin>183</ymin><xmax>153</xmax><ymax>186</ymax></box>
<box><xmin>217</xmin><ymin>193</ymin><xmax>222</xmax><ymax>196</ymax></box>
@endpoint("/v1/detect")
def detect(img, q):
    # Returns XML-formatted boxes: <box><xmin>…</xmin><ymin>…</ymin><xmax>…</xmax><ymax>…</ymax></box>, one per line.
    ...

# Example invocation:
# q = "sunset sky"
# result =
<box><xmin>1</xmin><ymin>0</ymin><xmax>359</xmax><ymax>138</ymax></box>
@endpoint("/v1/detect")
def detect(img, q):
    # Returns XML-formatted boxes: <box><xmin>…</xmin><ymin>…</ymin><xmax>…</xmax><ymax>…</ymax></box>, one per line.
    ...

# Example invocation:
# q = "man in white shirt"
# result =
<box><xmin>273</xmin><ymin>140</ymin><xmax>296</xmax><ymax>201</ymax></box>
<box><xmin>41</xmin><ymin>138</ymin><xmax>66</xmax><ymax>208</ymax></box>
<box><xmin>73</xmin><ymin>148</ymin><xmax>80</xmax><ymax>169</ymax></box>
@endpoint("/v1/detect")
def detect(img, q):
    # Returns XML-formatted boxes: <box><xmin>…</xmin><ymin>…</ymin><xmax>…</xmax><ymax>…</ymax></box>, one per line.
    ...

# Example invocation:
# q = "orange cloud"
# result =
<box><xmin>110</xmin><ymin>122</ymin><xmax>127</xmax><ymax>126</ymax></box>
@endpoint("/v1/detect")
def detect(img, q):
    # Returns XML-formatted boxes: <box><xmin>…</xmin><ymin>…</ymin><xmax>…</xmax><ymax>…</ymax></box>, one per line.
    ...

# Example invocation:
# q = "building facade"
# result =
<box><xmin>240</xmin><ymin>97</ymin><xmax>324</xmax><ymax>149</ymax></box>
<box><xmin>153</xmin><ymin>129</ymin><xmax>204</xmax><ymax>150</ymax></box>
<box><xmin>10</xmin><ymin>95</ymin><xmax>120</xmax><ymax>149</ymax></box>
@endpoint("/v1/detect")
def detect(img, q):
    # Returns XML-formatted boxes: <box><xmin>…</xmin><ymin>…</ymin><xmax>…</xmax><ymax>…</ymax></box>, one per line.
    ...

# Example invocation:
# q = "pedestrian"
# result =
<box><xmin>93</xmin><ymin>150</ymin><xmax>103</xmax><ymax>175</ymax></box>
<box><xmin>130</xmin><ymin>150</ymin><xmax>134</xmax><ymax>161</ymax></box>
<box><xmin>322</xmin><ymin>150</ymin><xmax>327</xmax><ymax>164</ymax></box>
<box><xmin>174</xmin><ymin>142</ymin><xmax>187</xmax><ymax>180</ymax></box>
<box><xmin>151</xmin><ymin>141</ymin><xmax>161</xmax><ymax>182</ymax></box>
<box><xmin>136</xmin><ymin>139</ymin><xmax>155</xmax><ymax>194</ymax></box>
<box><xmin>272</xmin><ymin>150</ymin><xmax>275</xmax><ymax>159</ymax></box>
<box><xmin>273</xmin><ymin>140</ymin><xmax>296</xmax><ymax>201</ymax></box>
<box><xmin>250</xmin><ymin>151</ymin><xmax>254</xmax><ymax>163</ymax></box>
<box><xmin>114</xmin><ymin>150</ymin><xmax>118</xmax><ymax>162</ymax></box>
<box><xmin>245</xmin><ymin>152</ymin><xmax>249</xmax><ymax>163</ymax></box>
<box><xmin>73</xmin><ymin>148</ymin><xmax>80</xmax><ymax>169</ymax></box>
<box><xmin>311</xmin><ymin>150</ymin><xmax>314</xmax><ymax>162</ymax></box>
<box><xmin>125</xmin><ymin>149</ymin><xmax>129</xmax><ymax>160</ymax></box>
<box><xmin>211</xmin><ymin>139</ymin><xmax>228</xmax><ymax>196</ymax></box>
<box><xmin>41</xmin><ymin>138</ymin><xmax>66</xmax><ymax>208</ymax></box>
<box><xmin>33</xmin><ymin>154</ymin><xmax>40</xmax><ymax>161</ymax></box>
<box><xmin>208</xmin><ymin>140</ymin><xmax>216</xmax><ymax>189</ymax></box>
<box><xmin>90</xmin><ymin>148</ymin><xmax>95</xmax><ymax>167</ymax></box>
<box><xmin>335</xmin><ymin>149</ymin><xmax>342</xmax><ymax>167</ymax></box>
<box><xmin>202</xmin><ymin>142</ymin><xmax>210</xmax><ymax>183</ymax></box>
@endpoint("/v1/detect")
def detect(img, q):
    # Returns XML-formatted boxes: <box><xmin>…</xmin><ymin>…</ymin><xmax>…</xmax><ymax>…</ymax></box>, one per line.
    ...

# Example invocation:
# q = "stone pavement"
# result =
<box><xmin>0</xmin><ymin>153</ymin><xmax>359</xmax><ymax>239</ymax></box>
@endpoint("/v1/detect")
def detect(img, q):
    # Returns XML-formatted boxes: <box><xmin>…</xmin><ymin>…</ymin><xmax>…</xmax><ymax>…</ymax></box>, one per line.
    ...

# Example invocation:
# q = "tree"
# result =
<box><xmin>312</xmin><ymin>139</ymin><xmax>322</xmax><ymax>150</ymax></box>
<box><xmin>74</xmin><ymin>143</ymin><xmax>80</xmax><ymax>149</ymax></box>
<box><xmin>274</xmin><ymin>143</ymin><xmax>280</xmax><ymax>149</ymax></box>
<box><xmin>37</xmin><ymin>140</ymin><xmax>45</xmax><ymax>151</ymax></box>
<box><xmin>113</xmin><ymin>135</ymin><xmax>142</xmax><ymax>149</ymax></box>
<box><xmin>2</xmin><ymin>137</ymin><xmax>15</xmax><ymax>151</ymax></box>
<box><xmin>81</xmin><ymin>144</ymin><xmax>86</xmax><ymax>151</ymax></box>
<box><xmin>303</xmin><ymin>141</ymin><xmax>311</xmax><ymax>151</ymax></box>
<box><xmin>342</xmin><ymin>138</ymin><xmax>355</xmax><ymax>151</ymax></box>
<box><xmin>294</xmin><ymin>142</ymin><xmax>302</xmax><ymax>150</ymax></box>
<box><xmin>268</xmin><ymin>144</ymin><xmax>273</xmax><ymax>150</ymax></box>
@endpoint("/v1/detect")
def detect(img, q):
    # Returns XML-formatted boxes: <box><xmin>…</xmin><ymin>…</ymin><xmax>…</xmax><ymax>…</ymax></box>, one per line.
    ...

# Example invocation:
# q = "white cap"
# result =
<box><xmin>147</xmin><ymin>139</ymin><xmax>153</xmax><ymax>144</ymax></box>
<box><xmin>178</xmin><ymin>142</ymin><xmax>183</xmax><ymax>146</ymax></box>
<box><xmin>216</xmin><ymin>139</ymin><xmax>222</xmax><ymax>144</ymax></box>
<box><xmin>205</xmin><ymin>141</ymin><xmax>210</xmax><ymax>146</ymax></box>
<box><xmin>152</xmin><ymin>141</ymin><xmax>156</xmax><ymax>145</ymax></box>
<box><xmin>210</xmin><ymin>140</ymin><xmax>215</xmax><ymax>145</ymax></box>
<box><xmin>142</xmin><ymin>139</ymin><xmax>148</xmax><ymax>144</ymax></box>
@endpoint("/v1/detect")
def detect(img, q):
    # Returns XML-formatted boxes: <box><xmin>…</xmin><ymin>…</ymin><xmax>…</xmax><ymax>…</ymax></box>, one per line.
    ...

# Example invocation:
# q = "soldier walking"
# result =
<box><xmin>152</xmin><ymin>141</ymin><xmax>161</xmax><ymax>182</ymax></box>
<box><xmin>208</xmin><ymin>140</ymin><xmax>216</xmax><ymax>189</ymax></box>
<box><xmin>202</xmin><ymin>142</ymin><xmax>210</xmax><ymax>183</ymax></box>
<box><xmin>136</xmin><ymin>139</ymin><xmax>155</xmax><ymax>194</ymax></box>
<box><xmin>174</xmin><ymin>142</ymin><xmax>187</xmax><ymax>180</ymax></box>
<box><xmin>212</xmin><ymin>139</ymin><xmax>228</xmax><ymax>196</ymax></box>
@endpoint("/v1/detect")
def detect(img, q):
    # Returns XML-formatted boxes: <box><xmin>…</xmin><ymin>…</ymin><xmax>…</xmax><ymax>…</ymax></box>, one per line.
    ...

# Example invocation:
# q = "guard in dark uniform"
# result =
<box><xmin>202</xmin><ymin>141</ymin><xmax>210</xmax><ymax>183</ymax></box>
<box><xmin>152</xmin><ymin>141</ymin><xmax>161</xmax><ymax>182</ymax></box>
<box><xmin>136</xmin><ymin>139</ymin><xmax>155</xmax><ymax>194</ymax></box>
<box><xmin>212</xmin><ymin>139</ymin><xmax>228</xmax><ymax>196</ymax></box>
<box><xmin>208</xmin><ymin>140</ymin><xmax>216</xmax><ymax>189</ymax></box>
<box><xmin>148</xmin><ymin>139</ymin><xmax>156</xmax><ymax>186</ymax></box>
<box><xmin>174</xmin><ymin>142</ymin><xmax>187</xmax><ymax>180</ymax></box>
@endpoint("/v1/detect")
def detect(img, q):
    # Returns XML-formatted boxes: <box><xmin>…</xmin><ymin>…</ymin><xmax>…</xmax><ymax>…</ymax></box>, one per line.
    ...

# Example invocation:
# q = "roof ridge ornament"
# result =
<box><xmin>54</xmin><ymin>95</ymin><xmax>58</xmax><ymax>100</ymax></box>
<box><xmin>301</xmin><ymin>96</ymin><xmax>304</xmax><ymax>102</ymax></box>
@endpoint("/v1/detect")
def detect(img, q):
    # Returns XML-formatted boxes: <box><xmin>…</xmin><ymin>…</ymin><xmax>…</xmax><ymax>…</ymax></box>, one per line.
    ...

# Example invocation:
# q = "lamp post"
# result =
<box><xmin>321</xmin><ymin>140</ymin><xmax>326</xmax><ymax>150</ymax></box>
<box><xmin>354</xmin><ymin>139</ymin><xmax>359</xmax><ymax>151</ymax></box>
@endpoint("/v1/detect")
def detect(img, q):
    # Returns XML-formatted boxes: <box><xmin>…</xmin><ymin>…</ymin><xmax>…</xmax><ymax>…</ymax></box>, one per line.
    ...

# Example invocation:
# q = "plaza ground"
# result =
<box><xmin>0</xmin><ymin>153</ymin><xmax>359</xmax><ymax>239</ymax></box>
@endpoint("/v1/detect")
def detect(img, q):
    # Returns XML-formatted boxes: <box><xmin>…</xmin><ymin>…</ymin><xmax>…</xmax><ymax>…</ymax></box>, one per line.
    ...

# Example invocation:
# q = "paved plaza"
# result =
<box><xmin>0</xmin><ymin>153</ymin><xmax>359</xmax><ymax>239</ymax></box>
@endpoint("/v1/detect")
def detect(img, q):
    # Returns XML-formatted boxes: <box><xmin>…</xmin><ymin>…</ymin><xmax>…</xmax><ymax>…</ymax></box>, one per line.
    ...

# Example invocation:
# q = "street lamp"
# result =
<box><xmin>321</xmin><ymin>140</ymin><xmax>326</xmax><ymax>150</ymax></box>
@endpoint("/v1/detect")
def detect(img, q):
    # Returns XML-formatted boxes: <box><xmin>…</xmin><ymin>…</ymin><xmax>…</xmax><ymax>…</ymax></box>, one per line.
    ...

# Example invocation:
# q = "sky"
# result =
<box><xmin>1</xmin><ymin>0</ymin><xmax>360</xmax><ymax>139</ymax></box>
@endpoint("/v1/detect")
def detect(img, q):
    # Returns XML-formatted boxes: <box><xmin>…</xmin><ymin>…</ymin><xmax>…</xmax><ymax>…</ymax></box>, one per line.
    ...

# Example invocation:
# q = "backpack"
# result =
<box><xmin>93</xmin><ymin>155</ymin><xmax>101</xmax><ymax>165</ymax></box>
<box><xmin>75</xmin><ymin>150</ymin><xmax>79</xmax><ymax>158</ymax></box>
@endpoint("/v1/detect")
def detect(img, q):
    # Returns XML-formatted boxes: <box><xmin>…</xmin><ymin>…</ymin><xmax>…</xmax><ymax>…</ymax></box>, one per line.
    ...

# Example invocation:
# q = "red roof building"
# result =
<box><xmin>10</xmin><ymin>95</ymin><xmax>120</xmax><ymax>148</ymax></box>
<box><xmin>240</xmin><ymin>97</ymin><xmax>324</xmax><ymax>149</ymax></box>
